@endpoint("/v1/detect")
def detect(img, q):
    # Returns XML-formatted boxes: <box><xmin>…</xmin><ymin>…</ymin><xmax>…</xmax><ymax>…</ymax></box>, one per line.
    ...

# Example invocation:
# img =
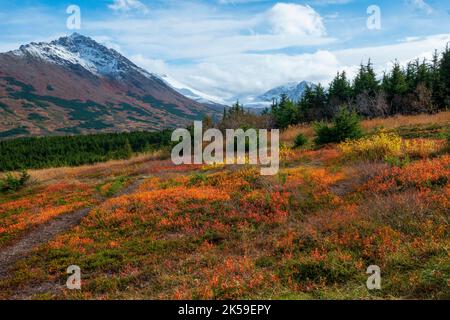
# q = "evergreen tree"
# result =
<box><xmin>298</xmin><ymin>85</ymin><xmax>316</xmax><ymax>123</ymax></box>
<box><xmin>272</xmin><ymin>93</ymin><xmax>298</xmax><ymax>129</ymax></box>
<box><xmin>353</xmin><ymin>60</ymin><xmax>379</xmax><ymax>99</ymax></box>
<box><xmin>383</xmin><ymin>61</ymin><xmax>408</xmax><ymax>114</ymax></box>
<box><xmin>121</xmin><ymin>138</ymin><xmax>133</xmax><ymax>159</ymax></box>
<box><xmin>431</xmin><ymin>50</ymin><xmax>444</xmax><ymax>109</ymax></box>
<box><xmin>312</xmin><ymin>84</ymin><xmax>331</xmax><ymax>120</ymax></box>
<box><xmin>439</xmin><ymin>45</ymin><xmax>450</xmax><ymax>108</ymax></box>
<box><xmin>328</xmin><ymin>71</ymin><xmax>352</xmax><ymax>113</ymax></box>
<box><xmin>0</xmin><ymin>131</ymin><xmax>173</xmax><ymax>171</ymax></box>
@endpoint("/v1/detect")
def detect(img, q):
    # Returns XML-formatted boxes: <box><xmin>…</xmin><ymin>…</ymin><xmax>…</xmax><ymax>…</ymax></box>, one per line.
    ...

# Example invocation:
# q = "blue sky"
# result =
<box><xmin>1</xmin><ymin>0</ymin><xmax>450</xmax><ymax>100</ymax></box>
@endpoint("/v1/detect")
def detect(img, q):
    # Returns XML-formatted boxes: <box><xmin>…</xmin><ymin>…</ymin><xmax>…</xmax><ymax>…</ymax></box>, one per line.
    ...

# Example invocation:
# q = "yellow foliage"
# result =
<box><xmin>339</xmin><ymin>132</ymin><xmax>443</xmax><ymax>162</ymax></box>
<box><xmin>403</xmin><ymin>139</ymin><xmax>441</xmax><ymax>159</ymax></box>
<box><xmin>339</xmin><ymin>132</ymin><xmax>403</xmax><ymax>161</ymax></box>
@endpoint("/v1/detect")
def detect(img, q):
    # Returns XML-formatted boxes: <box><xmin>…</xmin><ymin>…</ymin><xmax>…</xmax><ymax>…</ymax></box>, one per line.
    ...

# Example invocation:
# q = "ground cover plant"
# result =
<box><xmin>0</xmin><ymin>112</ymin><xmax>448</xmax><ymax>300</ymax></box>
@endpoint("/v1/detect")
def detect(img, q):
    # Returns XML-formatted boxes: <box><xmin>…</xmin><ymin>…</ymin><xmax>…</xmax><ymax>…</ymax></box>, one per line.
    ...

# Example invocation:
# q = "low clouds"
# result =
<box><xmin>95</xmin><ymin>2</ymin><xmax>336</xmax><ymax>100</ymax></box>
<box><xmin>176</xmin><ymin>51</ymin><xmax>342</xmax><ymax>98</ymax></box>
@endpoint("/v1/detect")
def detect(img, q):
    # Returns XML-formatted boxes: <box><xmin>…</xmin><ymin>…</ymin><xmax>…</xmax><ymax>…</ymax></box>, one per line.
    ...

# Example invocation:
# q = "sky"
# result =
<box><xmin>1</xmin><ymin>0</ymin><xmax>450</xmax><ymax>102</ymax></box>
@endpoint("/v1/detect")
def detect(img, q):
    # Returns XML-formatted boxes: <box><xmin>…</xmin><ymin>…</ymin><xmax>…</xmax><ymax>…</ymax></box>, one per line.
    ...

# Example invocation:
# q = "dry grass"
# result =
<box><xmin>29</xmin><ymin>150</ymin><xmax>170</xmax><ymax>183</ymax></box>
<box><xmin>361</xmin><ymin>111</ymin><xmax>450</xmax><ymax>132</ymax></box>
<box><xmin>280</xmin><ymin>125</ymin><xmax>315</xmax><ymax>144</ymax></box>
<box><xmin>280</xmin><ymin>111</ymin><xmax>450</xmax><ymax>144</ymax></box>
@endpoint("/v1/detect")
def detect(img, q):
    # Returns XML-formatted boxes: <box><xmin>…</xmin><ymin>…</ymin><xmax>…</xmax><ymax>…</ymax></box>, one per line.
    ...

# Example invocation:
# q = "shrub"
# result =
<box><xmin>314</xmin><ymin>108</ymin><xmax>363</xmax><ymax>145</ymax></box>
<box><xmin>339</xmin><ymin>132</ymin><xmax>403</xmax><ymax>162</ymax></box>
<box><xmin>294</xmin><ymin>134</ymin><xmax>308</xmax><ymax>148</ymax></box>
<box><xmin>365</xmin><ymin>155</ymin><xmax>449</xmax><ymax>192</ymax></box>
<box><xmin>188</xmin><ymin>173</ymin><xmax>209</xmax><ymax>186</ymax></box>
<box><xmin>0</xmin><ymin>171</ymin><xmax>30</xmax><ymax>193</ymax></box>
<box><xmin>340</xmin><ymin>131</ymin><xmax>443</xmax><ymax>163</ymax></box>
<box><xmin>384</xmin><ymin>155</ymin><xmax>411</xmax><ymax>168</ymax></box>
<box><xmin>403</xmin><ymin>139</ymin><xmax>441</xmax><ymax>159</ymax></box>
<box><xmin>446</xmin><ymin>132</ymin><xmax>450</xmax><ymax>152</ymax></box>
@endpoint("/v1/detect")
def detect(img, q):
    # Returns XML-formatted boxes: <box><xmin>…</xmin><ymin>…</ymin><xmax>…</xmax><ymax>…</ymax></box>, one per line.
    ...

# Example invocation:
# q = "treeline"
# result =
<box><xmin>0</xmin><ymin>130</ymin><xmax>173</xmax><ymax>171</ymax></box>
<box><xmin>268</xmin><ymin>45</ymin><xmax>450</xmax><ymax>129</ymax></box>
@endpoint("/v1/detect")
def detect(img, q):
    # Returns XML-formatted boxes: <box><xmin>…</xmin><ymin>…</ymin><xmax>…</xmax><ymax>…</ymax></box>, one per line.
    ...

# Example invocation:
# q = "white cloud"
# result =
<box><xmin>57</xmin><ymin>2</ymin><xmax>450</xmax><ymax>102</ymax></box>
<box><xmin>88</xmin><ymin>3</ymin><xmax>333</xmax><ymax>61</ymax></box>
<box><xmin>218</xmin><ymin>0</ymin><xmax>265</xmax><ymax>4</ymax></box>
<box><xmin>406</xmin><ymin>0</ymin><xmax>433</xmax><ymax>15</ymax></box>
<box><xmin>108</xmin><ymin>0</ymin><xmax>149</xmax><ymax>14</ymax></box>
<box><xmin>164</xmin><ymin>34</ymin><xmax>450</xmax><ymax>101</ymax></box>
<box><xmin>267</xmin><ymin>3</ymin><xmax>326</xmax><ymax>36</ymax></box>
<box><xmin>130</xmin><ymin>54</ymin><xmax>169</xmax><ymax>75</ymax></box>
<box><xmin>334</xmin><ymin>34</ymin><xmax>450</xmax><ymax>75</ymax></box>
<box><xmin>312</xmin><ymin>0</ymin><xmax>354</xmax><ymax>5</ymax></box>
<box><xmin>163</xmin><ymin>50</ymin><xmax>341</xmax><ymax>100</ymax></box>
<box><xmin>88</xmin><ymin>2</ymin><xmax>450</xmax><ymax>102</ymax></box>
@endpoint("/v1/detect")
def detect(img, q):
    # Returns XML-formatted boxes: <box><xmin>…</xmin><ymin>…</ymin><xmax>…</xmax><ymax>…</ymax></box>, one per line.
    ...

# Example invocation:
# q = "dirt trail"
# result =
<box><xmin>0</xmin><ymin>167</ymin><xmax>205</xmax><ymax>299</ymax></box>
<box><xmin>0</xmin><ymin>207</ymin><xmax>90</xmax><ymax>278</ymax></box>
<box><xmin>0</xmin><ymin>178</ymin><xmax>144</xmax><ymax>280</ymax></box>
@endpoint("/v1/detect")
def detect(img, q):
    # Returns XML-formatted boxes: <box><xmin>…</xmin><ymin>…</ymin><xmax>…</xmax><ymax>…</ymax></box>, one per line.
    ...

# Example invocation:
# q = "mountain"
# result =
<box><xmin>258</xmin><ymin>81</ymin><xmax>316</xmax><ymax>103</ymax></box>
<box><xmin>157</xmin><ymin>74</ymin><xmax>225</xmax><ymax>106</ymax></box>
<box><xmin>0</xmin><ymin>33</ymin><xmax>220</xmax><ymax>139</ymax></box>
<box><xmin>241</xmin><ymin>81</ymin><xmax>316</xmax><ymax>109</ymax></box>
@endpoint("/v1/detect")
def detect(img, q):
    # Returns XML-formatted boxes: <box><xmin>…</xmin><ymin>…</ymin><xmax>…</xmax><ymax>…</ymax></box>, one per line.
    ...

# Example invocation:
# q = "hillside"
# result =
<box><xmin>0</xmin><ymin>34</ymin><xmax>220</xmax><ymax>139</ymax></box>
<box><xmin>0</xmin><ymin>112</ymin><xmax>448</xmax><ymax>299</ymax></box>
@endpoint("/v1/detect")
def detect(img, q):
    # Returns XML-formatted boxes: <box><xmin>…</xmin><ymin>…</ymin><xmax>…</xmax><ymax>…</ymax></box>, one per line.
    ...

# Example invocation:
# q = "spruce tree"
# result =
<box><xmin>384</xmin><ymin>61</ymin><xmax>408</xmax><ymax>114</ymax></box>
<box><xmin>353</xmin><ymin>60</ymin><xmax>379</xmax><ymax>99</ymax></box>
<box><xmin>328</xmin><ymin>71</ymin><xmax>352</xmax><ymax>112</ymax></box>
<box><xmin>440</xmin><ymin>45</ymin><xmax>450</xmax><ymax>108</ymax></box>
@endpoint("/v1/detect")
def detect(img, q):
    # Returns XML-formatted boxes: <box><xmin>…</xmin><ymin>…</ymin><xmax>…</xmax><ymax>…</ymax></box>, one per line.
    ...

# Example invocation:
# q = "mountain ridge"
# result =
<box><xmin>239</xmin><ymin>80</ymin><xmax>316</xmax><ymax>109</ymax></box>
<box><xmin>258</xmin><ymin>80</ymin><xmax>316</xmax><ymax>103</ymax></box>
<box><xmin>0</xmin><ymin>33</ymin><xmax>220</xmax><ymax>138</ymax></box>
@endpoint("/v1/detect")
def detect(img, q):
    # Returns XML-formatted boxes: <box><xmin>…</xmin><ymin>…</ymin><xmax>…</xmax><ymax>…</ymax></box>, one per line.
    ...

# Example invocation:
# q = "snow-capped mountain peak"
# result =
<box><xmin>12</xmin><ymin>33</ymin><xmax>155</xmax><ymax>81</ymax></box>
<box><xmin>238</xmin><ymin>80</ymin><xmax>317</xmax><ymax>109</ymax></box>
<box><xmin>258</xmin><ymin>81</ymin><xmax>316</xmax><ymax>102</ymax></box>
<box><xmin>10</xmin><ymin>33</ymin><xmax>224</xmax><ymax>106</ymax></box>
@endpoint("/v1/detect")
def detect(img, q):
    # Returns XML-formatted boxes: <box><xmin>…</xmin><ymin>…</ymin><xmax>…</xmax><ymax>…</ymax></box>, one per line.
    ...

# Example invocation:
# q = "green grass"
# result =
<box><xmin>97</xmin><ymin>176</ymin><xmax>130</xmax><ymax>197</ymax></box>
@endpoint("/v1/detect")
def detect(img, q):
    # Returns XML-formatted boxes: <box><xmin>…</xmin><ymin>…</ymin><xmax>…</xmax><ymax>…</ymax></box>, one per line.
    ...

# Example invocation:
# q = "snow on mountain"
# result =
<box><xmin>9</xmin><ymin>33</ymin><xmax>313</xmax><ymax>110</ymax></box>
<box><xmin>11</xmin><ymin>33</ymin><xmax>225</xmax><ymax>107</ymax></box>
<box><xmin>238</xmin><ymin>81</ymin><xmax>316</xmax><ymax>109</ymax></box>
<box><xmin>0</xmin><ymin>33</ymin><xmax>224</xmax><ymax>137</ymax></box>
<box><xmin>157</xmin><ymin>74</ymin><xmax>226</xmax><ymax>106</ymax></box>
<box><xmin>258</xmin><ymin>81</ymin><xmax>316</xmax><ymax>103</ymax></box>
<box><xmin>12</xmin><ymin>33</ymin><xmax>157</xmax><ymax>82</ymax></box>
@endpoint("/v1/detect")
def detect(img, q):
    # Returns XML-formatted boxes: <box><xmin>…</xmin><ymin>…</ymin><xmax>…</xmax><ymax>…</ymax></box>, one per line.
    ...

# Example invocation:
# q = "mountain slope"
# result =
<box><xmin>157</xmin><ymin>74</ymin><xmax>226</xmax><ymax>106</ymax></box>
<box><xmin>258</xmin><ymin>81</ymin><xmax>316</xmax><ymax>103</ymax></box>
<box><xmin>239</xmin><ymin>81</ymin><xmax>316</xmax><ymax>109</ymax></box>
<box><xmin>0</xmin><ymin>33</ymin><xmax>219</xmax><ymax>138</ymax></box>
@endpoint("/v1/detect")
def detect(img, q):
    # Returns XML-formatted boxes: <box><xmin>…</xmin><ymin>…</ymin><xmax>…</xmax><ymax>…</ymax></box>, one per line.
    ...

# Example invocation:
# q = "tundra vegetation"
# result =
<box><xmin>0</xmin><ymin>109</ymin><xmax>448</xmax><ymax>300</ymax></box>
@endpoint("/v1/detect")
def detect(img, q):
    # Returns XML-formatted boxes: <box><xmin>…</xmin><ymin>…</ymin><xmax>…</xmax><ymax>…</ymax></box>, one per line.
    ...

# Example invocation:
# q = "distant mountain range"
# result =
<box><xmin>0</xmin><ymin>33</ymin><xmax>221</xmax><ymax>138</ymax></box>
<box><xmin>240</xmin><ymin>81</ymin><xmax>316</xmax><ymax>109</ymax></box>
<box><xmin>157</xmin><ymin>74</ymin><xmax>226</xmax><ymax>108</ymax></box>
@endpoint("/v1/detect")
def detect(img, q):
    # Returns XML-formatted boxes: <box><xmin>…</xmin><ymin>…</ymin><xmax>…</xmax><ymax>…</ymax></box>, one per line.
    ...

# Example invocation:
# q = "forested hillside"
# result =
<box><xmin>0</xmin><ymin>131</ymin><xmax>172</xmax><ymax>171</ymax></box>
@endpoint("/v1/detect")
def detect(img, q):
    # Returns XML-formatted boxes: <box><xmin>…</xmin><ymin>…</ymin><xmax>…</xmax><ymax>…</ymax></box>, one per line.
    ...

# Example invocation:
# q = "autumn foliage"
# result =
<box><xmin>0</xmin><ymin>113</ymin><xmax>448</xmax><ymax>300</ymax></box>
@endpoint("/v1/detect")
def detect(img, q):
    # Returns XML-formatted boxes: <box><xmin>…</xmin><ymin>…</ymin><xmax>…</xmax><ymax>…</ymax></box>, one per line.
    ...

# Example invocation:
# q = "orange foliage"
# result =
<box><xmin>0</xmin><ymin>182</ymin><xmax>95</xmax><ymax>239</ymax></box>
<box><xmin>364</xmin><ymin>155</ymin><xmax>450</xmax><ymax>193</ymax></box>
